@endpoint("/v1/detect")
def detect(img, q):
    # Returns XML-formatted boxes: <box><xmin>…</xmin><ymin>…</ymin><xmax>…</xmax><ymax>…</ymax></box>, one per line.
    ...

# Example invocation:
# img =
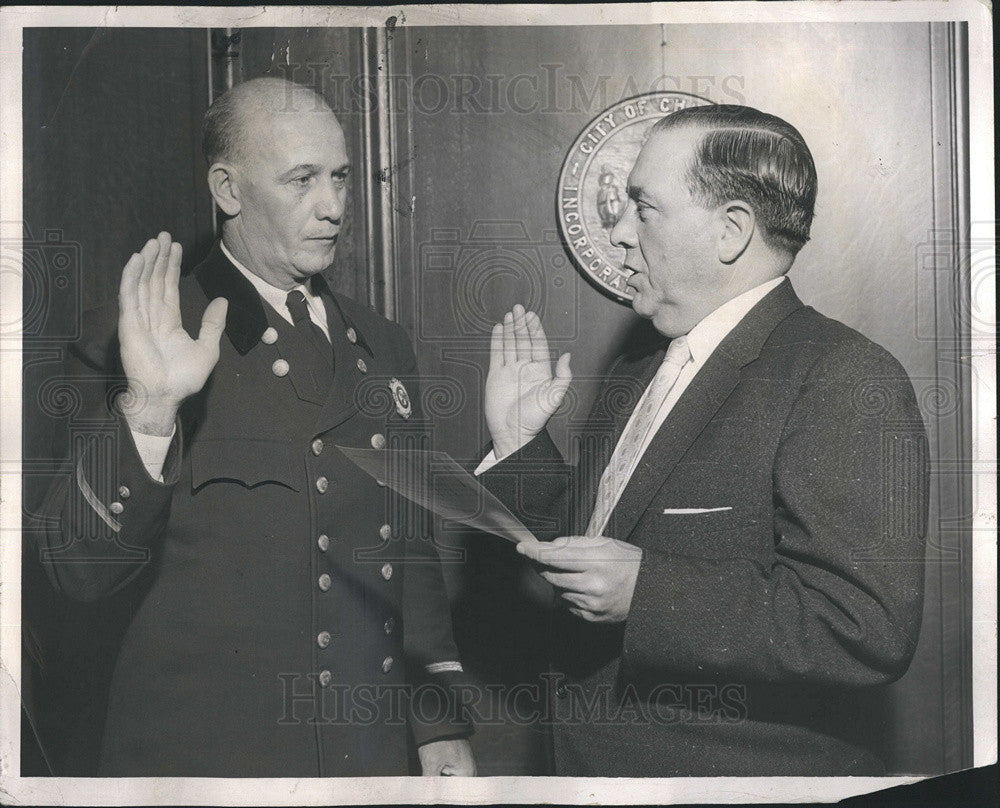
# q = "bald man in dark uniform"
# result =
<box><xmin>33</xmin><ymin>78</ymin><xmax>474</xmax><ymax>777</ymax></box>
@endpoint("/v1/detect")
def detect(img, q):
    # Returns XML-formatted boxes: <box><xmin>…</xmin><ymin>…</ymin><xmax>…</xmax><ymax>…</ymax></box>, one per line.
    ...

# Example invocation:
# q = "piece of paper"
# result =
<box><xmin>337</xmin><ymin>444</ymin><xmax>537</xmax><ymax>544</ymax></box>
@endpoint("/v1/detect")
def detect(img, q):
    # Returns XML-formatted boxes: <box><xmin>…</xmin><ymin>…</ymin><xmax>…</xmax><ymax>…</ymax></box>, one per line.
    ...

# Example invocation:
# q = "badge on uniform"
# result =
<box><xmin>389</xmin><ymin>377</ymin><xmax>411</xmax><ymax>419</ymax></box>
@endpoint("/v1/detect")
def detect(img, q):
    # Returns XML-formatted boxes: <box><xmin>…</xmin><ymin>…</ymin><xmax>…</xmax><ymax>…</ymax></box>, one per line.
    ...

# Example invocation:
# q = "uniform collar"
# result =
<box><xmin>220</xmin><ymin>240</ymin><xmax>322</xmax><ymax>327</ymax></box>
<box><xmin>194</xmin><ymin>242</ymin><xmax>269</xmax><ymax>356</ymax></box>
<box><xmin>195</xmin><ymin>241</ymin><xmax>375</xmax><ymax>357</ymax></box>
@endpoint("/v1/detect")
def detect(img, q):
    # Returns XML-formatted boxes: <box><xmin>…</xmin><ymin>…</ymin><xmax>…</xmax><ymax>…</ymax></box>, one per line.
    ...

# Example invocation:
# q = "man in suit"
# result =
<box><xmin>32</xmin><ymin>77</ymin><xmax>474</xmax><ymax>776</ymax></box>
<box><xmin>478</xmin><ymin>105</ymin><xmax>928</xmax><ymax>776</ymax></box>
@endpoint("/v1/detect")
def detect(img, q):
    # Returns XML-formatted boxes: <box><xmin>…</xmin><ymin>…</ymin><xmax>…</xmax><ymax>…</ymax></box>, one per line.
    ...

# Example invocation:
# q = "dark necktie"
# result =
<box><xmin>286</xmin><ymin>289</ymin><xmax>334</xmax><ymax>394</ymax></box>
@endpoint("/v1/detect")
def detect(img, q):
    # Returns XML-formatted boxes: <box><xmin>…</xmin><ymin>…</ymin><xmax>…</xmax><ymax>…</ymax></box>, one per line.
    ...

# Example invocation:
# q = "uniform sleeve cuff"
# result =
<box><xmin>129</xmin><ymin>424</ymin><xmax>176</xmax><ymax>482</ymax></box>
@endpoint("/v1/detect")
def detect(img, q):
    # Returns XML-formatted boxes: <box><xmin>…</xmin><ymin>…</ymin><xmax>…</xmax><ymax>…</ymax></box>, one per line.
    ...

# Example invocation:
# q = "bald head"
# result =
<box><xmin>201</xmin><ymin>77</ymin><xmax>334</xmax><ymax>168</ymax></box>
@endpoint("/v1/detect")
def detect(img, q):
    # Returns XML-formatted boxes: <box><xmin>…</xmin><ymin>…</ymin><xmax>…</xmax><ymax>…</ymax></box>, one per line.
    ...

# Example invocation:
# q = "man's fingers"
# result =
<box><xmin>516</xmin><ymin>536</ymin><xmax>608</xmax><ymax>570</ymax></box>
<box><xmin>554</xmin><ymin>352</ymin><xmax>573</xmax><ymax>383</ymax></box>
<box><xmin>118</xmin><ymin>252</ymin><xmax>143</xmax><ymax>321</ymax></box>
<box><xmin>489</xmin><ymin>323</ymin><xmax>504</xmax><ymax>369</ymax></box>
<box><xmin>560</xmin><ymin>591</ymin><xmax>595</xmax><ymax>612</ymax></box>
<box><xmin>516</xmin><ymin>537</ymin><xmax>587</xmax><ymax>570</ymax></box>
<box><xmin>512</xmin><ymin>303</ymin><xmax>531</xmax><ymax>362</ymax></box>
<box><xmin>542</xmin><ymin>352</ymin><xmax>572</xmax><ymax>412</ymax></box>
<box><xmin>196</xmin><ymin>297</ymin><xmax>229</xmax><ymax>352</ymax></box>
<box><xmin>148</xmin><ymin>232</ymin><xmax>171</xmax><ymax>304</ymax></box>
<box><xmin>540</xmin><ymin>569</ymin><xmax>599</xmax><ymax>594</ymax></box>
<box><xmin>502</xmin><ymin>311</ymin><xmax>516</xmax><ymax>364</ymax></box>
<box><xmin>163</xmin><ymin>241</ymin><xmax>183</xmax><ymax>308</ymax></box>
<box><xmin>526</xmin><ymin>311</ymin><xmax>550</xmax><ymax>363</ymax></box>
<box><xmin>515</xmin><ymin>538</ymin><xmax>562</xmax><ymax>562</ymax></box>
<box><xmin>135</xmin><ymin>237</ymin><xmax>160</xmax><ymax>319</ymax></box>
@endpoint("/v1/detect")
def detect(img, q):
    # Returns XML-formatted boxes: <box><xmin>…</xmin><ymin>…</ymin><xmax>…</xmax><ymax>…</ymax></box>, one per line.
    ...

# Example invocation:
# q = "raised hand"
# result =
<box><xmin>117</xmin><ymin>232</ymin><xmax>228</xmax><ymax>436</ymax></box>
<box><xmin>485</xmin><ymin>303</ymin><xmax>571</xmax><ymax>459</ymax></box>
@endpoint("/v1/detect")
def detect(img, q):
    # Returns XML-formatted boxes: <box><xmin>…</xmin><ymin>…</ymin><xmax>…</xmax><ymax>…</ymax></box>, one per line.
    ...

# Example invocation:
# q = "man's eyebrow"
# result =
<box><xmin>278</xmin><ymin>163</ymin><xmax>351</xmax><ymax>180</ymax></box>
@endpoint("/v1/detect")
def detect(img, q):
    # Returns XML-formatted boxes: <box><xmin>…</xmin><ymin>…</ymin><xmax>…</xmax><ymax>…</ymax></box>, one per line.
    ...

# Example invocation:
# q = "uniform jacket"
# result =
<box><xmin>34</xmin><ymin>243</ymin><xmax>469</xmax><ymax>776</ymax></box>
<box><xmin>482</xmin><ymin>280</ymin><xmax>929</xmax><ymax>776</ymax></box>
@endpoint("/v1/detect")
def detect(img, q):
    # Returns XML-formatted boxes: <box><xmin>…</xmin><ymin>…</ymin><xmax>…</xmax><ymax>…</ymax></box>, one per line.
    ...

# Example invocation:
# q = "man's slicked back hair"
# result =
<box><xmin>651</xmin><ymin>105</ymin><xmax>817</xmax><ymax>255</ymax></box>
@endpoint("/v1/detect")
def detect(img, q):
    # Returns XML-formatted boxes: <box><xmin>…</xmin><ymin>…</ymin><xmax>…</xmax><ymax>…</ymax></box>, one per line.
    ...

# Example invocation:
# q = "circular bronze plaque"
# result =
<box><xmin>556</xmin><ymin>92</ymin><xmax>712</xmax><ymax>304</ymax></box>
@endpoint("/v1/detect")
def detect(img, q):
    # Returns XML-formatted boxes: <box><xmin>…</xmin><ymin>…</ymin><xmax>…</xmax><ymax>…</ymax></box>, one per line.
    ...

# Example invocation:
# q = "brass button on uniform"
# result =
<box><xmin>318</xmin><ymin>669</ymin><xmax>332</xmax><ymax>687</ymax></box>
<box><xmin>117</xmin><ymin>485</ymin><xmax>131</xmax><ymax>499</ymax></box>
<box><xmin>370</xmin><ymin>433</ymin><xmax>386</xmax><ymax>450</ymax></box>
<box><xmin>316</xmin><ymin>476</ymin><xmax>329</xmax><ymax>493</ymax></box>
<box><xmin>381</xmin><ymin>656</ymin><xmax>394</xmax><ymax>674</ymax></box>
<box><xmin>356</xmin><ymin>358</ymin><xmax>368</xmax><ymax>374</ymax></box>
<box><xmin>272</xmin><ymin>359</ymin><xmax>290</xmax><ymax>377</ymax></box>
<box><xmin>261</xmin><ymin>327</ymin><xmax>278</xmax><ymax>345</ymax></box>
<box><xmin>379</xmin><ymin>523</ymin><xmax>392</xmax><ymax>541</ymax></box>
<box><xmin>383</xmin><ymin>617</ymin><xmax>395</xmax><ymax>635</ymax></box>
<box><xmin>317</xmin><ymin>534</ymin><xmax>330</xmax><ymax>552</ymax></box>
<box><xmin>317</xmin><ymin>631</ymin><xmax>331</xmax><ymax>649</ymax></box>
<box><xmin>311</xmin><ymin>438</ymin><xmax>324</xmax><ymax>456</ymax></box>
<box><xmin>381</xmin><ymin>562</ymin><xmax>393</xmax><ymax>581</ymax></box>
<box><xmin>346</xmin><ymin>327</ymin><xmax>357</xmax><ymax>344</ymax></box>
<box><xmin>318</xmin><ymin>573</ymin><xmax>332</xmax><ymax>592</ymax></box>
<box><xmin>109</xmin><ymin>501</ymin><xmax>124</xmax><ymax>515</ymax></box>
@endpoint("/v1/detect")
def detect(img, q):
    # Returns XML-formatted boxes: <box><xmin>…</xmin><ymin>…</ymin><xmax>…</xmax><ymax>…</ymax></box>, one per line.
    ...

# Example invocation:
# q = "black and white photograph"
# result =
<box><xmin>0</xmin><ymin>3</ymin><xmax>994</xmax><ymax>805</ymax></box>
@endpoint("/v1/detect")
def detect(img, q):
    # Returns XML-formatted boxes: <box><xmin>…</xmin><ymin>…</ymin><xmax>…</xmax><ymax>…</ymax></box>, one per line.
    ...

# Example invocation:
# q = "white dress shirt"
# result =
<box><xmin>220</xmin><ymin>242</ymin><xmax>331</xmax><ymax>341</ymax></box>
<box><xmin>130</xmin><ymin>243</ymin><xmax>332</xmax><ymax>479</ymax></box>
<box><xmin>475</xmin><ymin>277</ymin><xmax>785</xmax><ymax>533</ymax></box>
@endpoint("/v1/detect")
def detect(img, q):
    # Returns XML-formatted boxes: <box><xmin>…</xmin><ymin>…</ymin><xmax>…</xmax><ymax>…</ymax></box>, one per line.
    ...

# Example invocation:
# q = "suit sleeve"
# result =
<box><xmin>477</xmin><ymin>429</ymin><xmax>575</xmax><ymax>542</ymax></box>
<box><xmin>387</xmin><ymin>326</ymin><xmax>474</xmax><ymax>745</ymax></box>
<box><xmin>30</xmin><ymin>320</ymin><xmax>181</xmax><ymax>602</ymax></box>
<box><xmin>622</xmin><ymin>340</ymin><xmax>929</xmax><ymax>688</ymax></box>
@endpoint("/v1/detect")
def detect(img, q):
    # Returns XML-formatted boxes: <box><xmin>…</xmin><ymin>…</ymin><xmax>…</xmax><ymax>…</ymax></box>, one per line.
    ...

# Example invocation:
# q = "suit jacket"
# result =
<box><xmin>32</xmin><ymin>243</ymin><xmax>469</xmax><ymax>776</ymax></box>
<box><xmin>482</xmin><ymin>280</ymin><xmax>929</xmax><ymax>776</ymax></box>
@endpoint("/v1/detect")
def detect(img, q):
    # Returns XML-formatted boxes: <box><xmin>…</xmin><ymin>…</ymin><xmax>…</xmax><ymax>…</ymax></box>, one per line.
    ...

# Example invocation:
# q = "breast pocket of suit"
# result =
<box><xmin>646</xmin><ymin>504</ymin><xmax>762</xmax><ymax>559</ymax></box>
<box><xmin>190</xmin><ymin>438</ymin><xmax>302</xmax><ymax>493</ymax></box>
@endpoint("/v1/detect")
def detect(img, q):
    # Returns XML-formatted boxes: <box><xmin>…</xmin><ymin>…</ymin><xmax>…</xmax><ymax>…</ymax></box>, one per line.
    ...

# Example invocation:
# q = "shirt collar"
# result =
<box><xmin>220</xmin><ymin>240</ymin><xmax>317</xmax><ymax>317</ymax></box>
<box><xmin>684</xmin><ymin>277</ymin><xmax>786</xmax><ymax>365</ymax></box>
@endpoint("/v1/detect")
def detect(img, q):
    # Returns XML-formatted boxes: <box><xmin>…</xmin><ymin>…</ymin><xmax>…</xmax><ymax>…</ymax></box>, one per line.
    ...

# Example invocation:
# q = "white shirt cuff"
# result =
<box><xmin>473</xmin><ymin>449</ymin><xmax>500</xmax><ymax>476</ymax></box>
<box><xmin>130</xmin><ymin>424</ymin><xmax>176</xmax><ymax>482</ymax></box>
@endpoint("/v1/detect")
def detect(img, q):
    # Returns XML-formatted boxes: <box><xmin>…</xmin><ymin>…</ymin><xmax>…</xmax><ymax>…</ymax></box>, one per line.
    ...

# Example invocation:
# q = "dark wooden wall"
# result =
<box><xmin>21</xmin><ymin>27</ymin><xmax>213</xmax><ymax>775</ymax></box>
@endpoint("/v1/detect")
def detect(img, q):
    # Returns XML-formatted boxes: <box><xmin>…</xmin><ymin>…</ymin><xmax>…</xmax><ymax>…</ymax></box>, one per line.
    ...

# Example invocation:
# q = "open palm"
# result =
<box><xmin>485</xmin><ymin>304</ymin><xmax>572</xmax><ymax>458</ymax></box>
<box><xmin>118</xmin><ymin>233</ymin><xmax>228</xmax><ymax>435</ymax></box>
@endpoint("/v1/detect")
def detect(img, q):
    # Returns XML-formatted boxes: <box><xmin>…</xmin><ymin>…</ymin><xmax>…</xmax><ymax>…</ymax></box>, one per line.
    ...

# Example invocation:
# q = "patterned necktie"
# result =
<box><xmin>286</xmin><ymin>289</ymin><xmax>334</xmax><ymax>392</ymax></box>
<box><xmin>586</xmin><ymin>336</ymin><xmax>692</xmax><ymax>537</ymax></box>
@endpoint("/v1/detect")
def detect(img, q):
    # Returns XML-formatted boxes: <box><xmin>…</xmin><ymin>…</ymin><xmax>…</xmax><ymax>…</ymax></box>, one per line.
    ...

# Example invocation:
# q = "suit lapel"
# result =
<box><xmin>607</xmin><ymin>280</ymin><xmax>804</xmax><ymax>541</ymax></box>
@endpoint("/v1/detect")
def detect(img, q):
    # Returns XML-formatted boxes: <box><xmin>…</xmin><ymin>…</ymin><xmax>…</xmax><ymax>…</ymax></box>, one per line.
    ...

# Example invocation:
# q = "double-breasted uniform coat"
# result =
<box><xmin>35</xmin><ymin>243</ymin><xmax>469</xmax><ymax>776</ymax></box>
<box><xmin>482</xmin><ymin>280</ymin><xmax>929</xmax><ymax>776</ymax></box>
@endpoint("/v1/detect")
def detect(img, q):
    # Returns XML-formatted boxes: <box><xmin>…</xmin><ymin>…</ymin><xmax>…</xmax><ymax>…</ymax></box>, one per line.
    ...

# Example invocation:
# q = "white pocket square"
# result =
<box><xmin>662</xmin><ymin>507</ymin><xmax>733</xmax><ymax>515</ymax></box>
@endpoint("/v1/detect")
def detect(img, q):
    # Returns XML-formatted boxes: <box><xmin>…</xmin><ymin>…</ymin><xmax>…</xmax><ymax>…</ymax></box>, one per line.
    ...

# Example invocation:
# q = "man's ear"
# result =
<box><xmin>206</xmin><ymin>163</ymin><xmax>241</xmax><ymax>217</ymax></box>
<box><xmin>717</xmin><ymin>200</ymin><xmax>754</xmax><ymax>264</ymax></box>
